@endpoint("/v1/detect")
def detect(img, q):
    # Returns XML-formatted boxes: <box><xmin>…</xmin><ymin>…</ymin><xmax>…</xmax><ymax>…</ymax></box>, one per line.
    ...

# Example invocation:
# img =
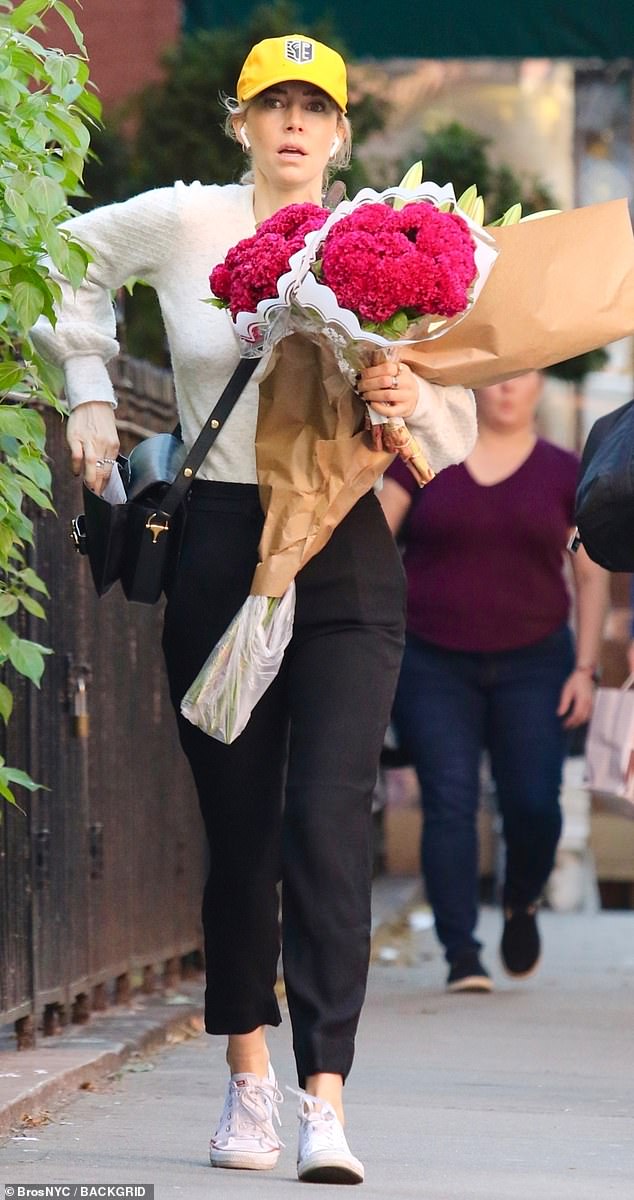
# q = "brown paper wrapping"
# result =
<box><xmin>401</xmin><ymin>199</ymin><xmax>634</xmax><ymax>387</ymax></box>
<box><xmin>251</xmin><ymin>198</ymin><xmax>634</xmax><ymax>597</ymax></box>
<box><xmin>251</xmin><ymin>334</ymin><xmax>392</xmax><ymax>597</ymax></box>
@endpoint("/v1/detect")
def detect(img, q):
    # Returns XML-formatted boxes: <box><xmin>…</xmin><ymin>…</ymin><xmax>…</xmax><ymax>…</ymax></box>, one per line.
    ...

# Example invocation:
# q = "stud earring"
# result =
<box><xmin>241</xmin><ymin>127</ymin><xmax>251</xmax><ymax>151</ymax></box>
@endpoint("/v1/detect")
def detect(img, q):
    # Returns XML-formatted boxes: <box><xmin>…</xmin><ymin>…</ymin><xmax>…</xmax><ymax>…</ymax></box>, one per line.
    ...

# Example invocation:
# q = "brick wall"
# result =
<box><xmin>43</xmin><ymin>0</ymin><xmax>182</xmax><ymax>110</ymax></box>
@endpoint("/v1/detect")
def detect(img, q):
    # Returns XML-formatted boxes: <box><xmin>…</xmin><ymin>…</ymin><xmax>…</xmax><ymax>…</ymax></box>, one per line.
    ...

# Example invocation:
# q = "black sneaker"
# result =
<box><xmin>446</xmin><ymin>949</ymin><xmax>493</xmax><ymax>993</ymax></box>
<box><xmin>500</xmin><ymin>905</ymin><xmax>541</xmax><ymax>978</ymax></box>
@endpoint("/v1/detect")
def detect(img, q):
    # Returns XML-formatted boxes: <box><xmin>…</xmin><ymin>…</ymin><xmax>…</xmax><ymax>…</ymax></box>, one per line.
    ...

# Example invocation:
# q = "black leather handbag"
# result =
<box><xmin>573</xmin><ymin>396</ymin><xmax>634</xmax><ymax>572</ymax></box>
<box><xmin>70</xmin><ymin>358</ymin><xmax>258</xmax><ymax>604</ymax></box>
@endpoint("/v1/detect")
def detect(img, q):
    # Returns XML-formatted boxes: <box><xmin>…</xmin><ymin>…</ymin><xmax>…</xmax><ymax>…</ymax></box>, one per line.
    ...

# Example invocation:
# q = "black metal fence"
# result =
<box><xmin>0</xmin><ymin>359</ymin><xmax>205</xmax><ymax>1045</ymax></box>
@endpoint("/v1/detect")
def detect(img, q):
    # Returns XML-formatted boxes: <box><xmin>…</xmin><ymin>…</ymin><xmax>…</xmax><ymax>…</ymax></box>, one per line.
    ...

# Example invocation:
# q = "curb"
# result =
<box><xmin>0</xmin><ymin>988</ymin><xmax>204</xmax><ymax>1141</ymax></box>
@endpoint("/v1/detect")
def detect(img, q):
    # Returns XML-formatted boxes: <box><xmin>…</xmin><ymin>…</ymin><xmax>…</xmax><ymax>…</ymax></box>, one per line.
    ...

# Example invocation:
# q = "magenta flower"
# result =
<box><xmin>320</xmin><ymin>201</ymin><xmax>476</xmax><ymax>327</ymax></box>
<box><xmin>209</xmin><ymin>202</ymin><xmax>329</xmax><ymax>319</ymax></box>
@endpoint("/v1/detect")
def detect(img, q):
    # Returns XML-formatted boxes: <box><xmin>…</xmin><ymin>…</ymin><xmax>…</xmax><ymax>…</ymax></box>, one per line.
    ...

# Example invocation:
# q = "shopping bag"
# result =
<box><xmin>584</xmin><ymin>680</ymin><xmax>634</xmax><ymax>803</ymax></box>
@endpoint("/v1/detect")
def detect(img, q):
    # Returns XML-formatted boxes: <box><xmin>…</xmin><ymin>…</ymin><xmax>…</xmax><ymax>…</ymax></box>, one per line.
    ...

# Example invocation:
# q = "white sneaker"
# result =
<box><xmin>294</xmin><ymin>1090</ymin><xmax>364</xmax><ymax>1184</ymax></box>
<box><xmin>209</xmin><ymin>1063</ymin><xmax>284</xmax><ymax>1170</ymax></box>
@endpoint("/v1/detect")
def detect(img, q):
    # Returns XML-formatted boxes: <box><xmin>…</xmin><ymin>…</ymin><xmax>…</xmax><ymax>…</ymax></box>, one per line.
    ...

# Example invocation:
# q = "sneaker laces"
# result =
<box><xmin>212</xmin><ymin>1071</ymin><xmax>284</xmax><ymax>1151</ymax></box>
<box><xmin>288</xmin><ymin>1087</ymin><xmax>346</xmax><ymax>1149</ymax></box>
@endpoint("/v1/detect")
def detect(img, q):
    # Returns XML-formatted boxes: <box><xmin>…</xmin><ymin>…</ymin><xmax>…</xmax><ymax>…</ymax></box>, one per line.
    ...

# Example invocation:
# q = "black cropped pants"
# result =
<box><xmin>161</xmin><ymin>481</ymin><xmax>405</xmax><ymax>1086</ymax></box>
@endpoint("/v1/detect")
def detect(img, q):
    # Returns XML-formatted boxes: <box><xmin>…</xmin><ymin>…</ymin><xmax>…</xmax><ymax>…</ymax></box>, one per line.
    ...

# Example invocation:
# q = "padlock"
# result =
<box><xmin>73</xmin><ymin>676</ymin><xmax>89</xmax><ymax>738</ymax></box>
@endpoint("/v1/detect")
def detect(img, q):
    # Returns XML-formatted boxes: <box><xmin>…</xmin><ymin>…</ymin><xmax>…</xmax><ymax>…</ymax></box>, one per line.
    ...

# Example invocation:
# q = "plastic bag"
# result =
<box><xmin>180</xmin><ymin>584</ymin><xmax>296</xmax><ymax>744</ymax></box>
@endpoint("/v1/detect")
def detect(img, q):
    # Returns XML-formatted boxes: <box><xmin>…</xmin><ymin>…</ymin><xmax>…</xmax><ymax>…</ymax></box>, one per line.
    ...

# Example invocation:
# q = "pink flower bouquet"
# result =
<box><xmin>209</xmin><ymin>183</ymin><xmax>497</xmax><ymax>484</ymax></box>
<box><xmin>184</xmin><ymin>182</ymin><xmax>497</xmax><ymax>743</ymax></box>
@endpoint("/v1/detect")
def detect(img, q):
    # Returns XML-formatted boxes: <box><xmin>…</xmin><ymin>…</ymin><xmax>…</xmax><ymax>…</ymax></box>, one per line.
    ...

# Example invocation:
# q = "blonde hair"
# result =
<box><xmin>221</xmin><ymin>94</ymin><xmax>352</xmax><ymax>188</ymax></box>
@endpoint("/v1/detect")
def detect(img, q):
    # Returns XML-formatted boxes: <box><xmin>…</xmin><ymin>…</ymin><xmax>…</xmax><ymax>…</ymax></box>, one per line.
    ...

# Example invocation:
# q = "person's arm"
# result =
<box><xmin>557</xmin><ymin>543</ymin><xmax>610</xmax><ymax>727</ymax></box>
<box><xmin>31</xmin><ymin>185</ymin><xmax>184</xmax><ymax>490</ymax></box>
<box><xmin>404</xmin><ymin>376</ymin><xmax>477</xmax><ymax>471</ymax></box>
<box><xmin>378</xmin><ymin>475</ymin><xmax>413</xmax><ymax>538</ymax></box>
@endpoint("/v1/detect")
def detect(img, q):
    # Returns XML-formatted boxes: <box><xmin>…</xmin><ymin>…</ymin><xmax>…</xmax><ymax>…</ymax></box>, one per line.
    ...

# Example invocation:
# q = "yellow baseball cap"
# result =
<box><xmin>237</xmin><ymin>34</ymin><xmax>348</xmax><ymax>113</ymax></box>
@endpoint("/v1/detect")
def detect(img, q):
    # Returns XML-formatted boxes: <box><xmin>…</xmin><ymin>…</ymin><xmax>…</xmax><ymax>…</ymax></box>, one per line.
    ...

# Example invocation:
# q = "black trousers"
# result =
<box><xmin>162</xmin><ymin>481</ymin><xmax>405</xmax><ymax>1085</ymax></box>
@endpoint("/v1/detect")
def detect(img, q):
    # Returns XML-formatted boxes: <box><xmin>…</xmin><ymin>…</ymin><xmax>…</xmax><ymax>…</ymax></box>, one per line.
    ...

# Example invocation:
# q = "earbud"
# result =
<box><xmin>329</xmin><ymin>136</ymin><xmax>341</xmax><ymax>157</ymax></box>
<box><xmin>240</xmin><ymin>126</ymin><xmax>251</xmax><ymax>151</ymax></box>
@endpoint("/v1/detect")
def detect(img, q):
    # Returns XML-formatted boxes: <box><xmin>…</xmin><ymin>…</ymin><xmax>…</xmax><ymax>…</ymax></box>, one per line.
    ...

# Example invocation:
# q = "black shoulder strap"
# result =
<box><xmin>159</xmin><ymin>357</ymin><xmax>259</xmax><ymax>517</ymax></box>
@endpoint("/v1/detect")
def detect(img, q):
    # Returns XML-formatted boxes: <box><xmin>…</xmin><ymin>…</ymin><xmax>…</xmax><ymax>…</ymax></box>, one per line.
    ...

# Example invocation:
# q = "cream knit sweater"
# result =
<box><xmin>31</xmin><ymin>181</ymin><xmax>477</xmax><ymax>484</ymax></box>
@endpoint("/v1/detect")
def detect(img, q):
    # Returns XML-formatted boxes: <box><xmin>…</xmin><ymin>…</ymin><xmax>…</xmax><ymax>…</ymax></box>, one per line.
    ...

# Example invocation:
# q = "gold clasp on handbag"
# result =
<box><xmin>145</xmin><ymin>513</ymin><xmax>170</xmax><ymax>544</ymax></box>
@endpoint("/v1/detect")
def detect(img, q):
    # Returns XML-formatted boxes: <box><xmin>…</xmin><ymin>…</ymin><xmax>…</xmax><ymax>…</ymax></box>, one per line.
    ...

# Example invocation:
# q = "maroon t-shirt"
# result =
<box><xmin>387</xmin><ymin>439</ymin><xmax>579</xmax><ymax>653</ymax></box>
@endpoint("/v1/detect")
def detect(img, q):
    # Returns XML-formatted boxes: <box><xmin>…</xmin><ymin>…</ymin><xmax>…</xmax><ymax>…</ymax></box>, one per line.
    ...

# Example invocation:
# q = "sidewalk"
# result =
<box><xmin>0</xmin><ymin>876</ymin><xmax>418</xmax><ymax>1142</ymax></box>
<box><xmin>1</xmin><ymin>901</ymin><xmax>633</xmax><ymax>1198</ymax></box>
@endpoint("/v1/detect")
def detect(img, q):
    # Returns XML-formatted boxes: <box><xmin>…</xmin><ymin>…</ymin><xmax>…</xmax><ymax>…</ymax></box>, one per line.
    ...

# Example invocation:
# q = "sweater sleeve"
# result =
<box><xmin>30</xmin><ymin>186</ymin><xmax>184</xmax><ymax>408</ymax></box>
<box><xmin>405</xmin><ymin>376</ymin><xmax>477</xmax><ymax>472</ymax></box>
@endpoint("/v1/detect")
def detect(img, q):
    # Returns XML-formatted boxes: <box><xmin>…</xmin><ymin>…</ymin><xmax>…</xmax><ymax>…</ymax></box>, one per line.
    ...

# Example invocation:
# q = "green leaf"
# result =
<box><xmin>0</xmin><ymin>407</ymin><xmax>33</xmax><ymax>441</ymax></box>
<box><xmin>0</xmin><ymin>362</ymin><xmax>25</xmax><ymax>391</ymax></box>
<box><xmin>0</xmin><ymin>618</ymin><xmax>16</xmax><ymax>655</ymax></box>
<box><xmin>17</xmin><ymin>474</ymin><xmax>53</xmax><ymax>511</ymax></box>
<box><xmin>44</xmin><ymin>105</ymin><xmax>86</xmax><ymax>149</ymax></box>
<box><xmin>2</xmin><ymin>766</ymin><xmax>41</xmax><ymax>791</ymax></box>
<box><xmin>4</xmin><ymin>187</ymin><xmax>31</xmax><ymax>228</ymax></box>
<box><xmin>11</xmin><ymin>279</ymin><xmax>45</xmax><ymax>329</ymax></box>
<box><xmin>0</xmin><ymin>405</ymin><xmax>45</xmax><ymax>447</ymax></box>
<box><xmin>64</xmin><ymin>240</ymin><xmax>88</xmax><ymax>289</ymax></box>
<box><xmin>43</xmin><ymin>49</ymin><xmax>78</xmax><ymax>92</ymax></box>
<box><xmin>0</xmin><ymin>77</ymin><xmax>22</xmax><ymax>110</ymax></box>
<box><xmin>7</xmin><ymin>1</ymin><xmax>50</xmax><ymax>34</ymax></box>
<box><xmin>14</xmin><ymin>447</ymin><xmax>52</xmax><ymax>490</ymax></box>
<box><xmin>0</xmin><ymin>593</ymin><xmax>19</xmax><ymax>617</ymax></box>
<box><xmin>0</xmin><ymin>681</ymin><xmax>13</xmax><ymax>723</ymax></box>
<box><xmin>25</xmin><ymin>174</ymin><xmax>67</xmax><ymax>219</ymax></box>
<box><xmin>18</xmin><ymin>591</ymin><xmax>46</xmax><ymax>619</ymax></box>
<box><xmin>0</xmin><ymin>776</ymin><xmax>18</xmax><ymax>807</ymax></box>
<box><xmin>18</xmin><ymin>566</ymin><xmax>49</xmax><ymax>596</ymax></box>
<box><xmin>76</xmin><ymin>87</ymin><xmax>101</xmax><ymax>121</ymax></box>
<box><xmin>52</xmin><ymin>0</ymin><xmax>86</xmax><ymax>51</ymax></box>
<box><xmin>44</xmin><ymin>223</ymin><xmax>70</xmax><ymax>276</ymax></box>
<box><xmin>7</xmin><ymin>636</ymin><xmax>51</xmax><ymax>686</ymax></box>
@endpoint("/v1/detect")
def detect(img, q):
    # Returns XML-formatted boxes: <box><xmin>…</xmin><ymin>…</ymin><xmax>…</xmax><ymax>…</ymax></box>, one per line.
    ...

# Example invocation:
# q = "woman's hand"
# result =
<box><xmin>557</xmin><ymin>669</ymin><xmax>595</xmax><ymax>728</ymax></box>
<box><xmin>356</xmin><ymin>357</ymin><xmax>419</xmax><ymax>421</ymax></box>
<box><xmin>66</xmin><ymin>401</ymin><xmax>120</xmax><ymax>495</ymax></box>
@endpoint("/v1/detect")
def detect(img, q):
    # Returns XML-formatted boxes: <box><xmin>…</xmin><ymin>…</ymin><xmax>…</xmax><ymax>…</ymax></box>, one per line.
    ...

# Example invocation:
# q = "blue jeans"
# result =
<box><xmin>392</xmin><ymin>626</ymin><xmax>574</xmax><ymax>963</ymax></box>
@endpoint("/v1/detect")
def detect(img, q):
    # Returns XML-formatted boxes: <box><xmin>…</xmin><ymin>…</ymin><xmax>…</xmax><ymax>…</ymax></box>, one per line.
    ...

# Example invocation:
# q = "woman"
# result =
<box><xmin>380</xmin><ymin>371</ymin><xmax>608</xmax><ymax>994</ymax></box>
<box><xmin>32</xmin><ymin>34</ymin><xmax>476</xmax><ymax>1184</ymax></box>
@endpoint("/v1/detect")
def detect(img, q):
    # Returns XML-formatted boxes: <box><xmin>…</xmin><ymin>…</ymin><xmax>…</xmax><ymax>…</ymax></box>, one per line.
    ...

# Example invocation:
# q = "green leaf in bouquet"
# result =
<box><xmin>394</xmin><ymin>311</ymin><xmax>411</xmax><ymax>333</ymax></box>
<box><xmin>456</xmin><ymin>184</ymin><xmax>477</xmax><ymax>213</ymax></box>
<box><xmin>519</xmin><ymin>209</ymin><xmax>561</xmax><ymax>223</ymax></box>
<box><xmin>394</xmin><ymin>161</ymin><xmax>423</xmax><ymax>210</ymax></box>
<box><xmin>490</xmin><ymin>202</ymin><xmax>523</xmax><ymax>227</ymax></box>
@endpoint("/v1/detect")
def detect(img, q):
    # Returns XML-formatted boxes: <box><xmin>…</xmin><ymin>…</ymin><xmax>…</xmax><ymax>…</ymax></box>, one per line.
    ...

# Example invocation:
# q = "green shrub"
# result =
<box><xmin>0</xmin><ymin>0</ymin><xmax>100</xmax><ymax>807</ymax></box>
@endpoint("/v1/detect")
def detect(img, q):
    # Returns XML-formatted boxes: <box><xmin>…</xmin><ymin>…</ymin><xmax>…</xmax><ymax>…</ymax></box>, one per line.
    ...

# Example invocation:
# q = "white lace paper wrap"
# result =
<box><xmin>180</xmin><ymin>585</ymin><xmax>296</xmax><ymax>744</ymax></box>
<box><xmin>226</xmin><ymin>183</ymin><xmax>497</xmax><ymax>362</ymax></box>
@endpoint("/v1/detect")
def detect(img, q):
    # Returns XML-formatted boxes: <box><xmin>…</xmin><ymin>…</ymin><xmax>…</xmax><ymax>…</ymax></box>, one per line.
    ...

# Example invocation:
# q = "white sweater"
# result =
<box><xmin>31</xmin><ymin>181</ymin><xmax>477</xmax><ymax>483</ymax></box>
